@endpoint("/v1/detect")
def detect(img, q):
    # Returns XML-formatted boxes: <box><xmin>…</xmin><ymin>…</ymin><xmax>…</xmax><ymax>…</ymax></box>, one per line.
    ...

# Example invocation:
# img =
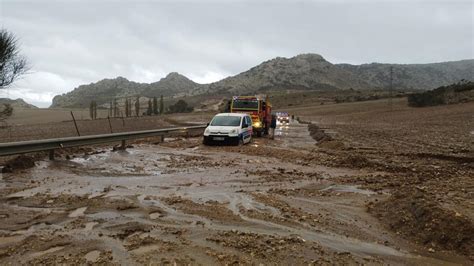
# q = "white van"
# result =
<box><xmin>203</xmin><ymin>113</ymin><xmax>253</xmax><ymax>145</ymax></box>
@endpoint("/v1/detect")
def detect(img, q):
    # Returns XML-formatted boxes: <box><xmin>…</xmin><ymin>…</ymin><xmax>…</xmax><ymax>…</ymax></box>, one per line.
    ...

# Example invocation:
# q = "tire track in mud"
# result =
<box><xmin>139</xmin><ymin>191</ymin><xmax>407</xmax><ymax>260</ymax></box>
<box><xmin>0</xmin><ymin>120</ymin><xmax>471</xmax><ymax>264</ymax></box>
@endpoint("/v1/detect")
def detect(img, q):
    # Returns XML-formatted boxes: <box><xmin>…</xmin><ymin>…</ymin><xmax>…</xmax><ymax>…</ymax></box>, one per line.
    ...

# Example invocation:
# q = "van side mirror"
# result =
<box><xmin>242</xmin><ymin>123</ymin><xmax>248</xmax><ymax>128</ymax></box>
<box><xmin>206</xmin><ymin>123</ymin><xmax>209</xmax><ymax>126</ymax></box>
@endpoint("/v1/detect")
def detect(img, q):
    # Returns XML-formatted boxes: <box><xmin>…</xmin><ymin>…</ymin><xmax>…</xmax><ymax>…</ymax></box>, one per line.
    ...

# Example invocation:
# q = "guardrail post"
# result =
<box><xmin>121</xmin><ymin>140</ymin><xmax>126</xmax><ymax>150</ymax></box>
<box><xmin>160</xmin><ymin>135</ymin><xmax>165</xmax><ymax>142</ymax></box>
<box><xmin>49</xmin><ymin>149</ymin><xmax>55</xmax><ymax>160</ymax></box>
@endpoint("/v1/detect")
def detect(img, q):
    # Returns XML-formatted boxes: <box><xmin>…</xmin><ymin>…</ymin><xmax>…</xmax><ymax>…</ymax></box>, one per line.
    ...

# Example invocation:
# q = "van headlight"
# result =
<box><xmin>229</xmin><ymin>129</ymin><xmax>238</xmax><ymax>136</ymax></box>
<box><xmin>204</xmin><ymin>128</ymin><xmax>210</xmax><ymax>136</ymax></box>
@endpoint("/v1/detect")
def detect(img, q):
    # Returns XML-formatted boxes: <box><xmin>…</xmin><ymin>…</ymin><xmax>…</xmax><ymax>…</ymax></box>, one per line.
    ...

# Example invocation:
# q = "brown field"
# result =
<box><xmin>0</xmin><ymin>97</ymin><xmax>472</xmax><ymax>264</ymax></box>
<box><xmin>0</xmin><ymin>108</ymin><xmax>213</xmax><ymax>143</ymax></box>
<box><xmin>285</xmin><ymin>97</ymin><xmax>473</xmax><ymax>155</ymax></box>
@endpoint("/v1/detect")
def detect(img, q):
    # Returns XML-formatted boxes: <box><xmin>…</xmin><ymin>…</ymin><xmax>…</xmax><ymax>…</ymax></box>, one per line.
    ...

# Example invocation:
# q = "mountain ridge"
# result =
<box><xmin>0</xmin><ymin>98</ymin><xmax>38</xmax><ymax>109</ymax></box>
<box><xmin>50</xmin><ymin>54</ymin><xmax>474</xmax><ymax>108</ymax></box>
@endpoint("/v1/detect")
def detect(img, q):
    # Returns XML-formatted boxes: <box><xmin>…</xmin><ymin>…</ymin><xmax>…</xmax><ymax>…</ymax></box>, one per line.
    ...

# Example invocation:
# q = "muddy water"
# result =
<box><xmin>0</xmin><ymin>121</ymin><xmax>469</xmax><ymax>265</ymax></box>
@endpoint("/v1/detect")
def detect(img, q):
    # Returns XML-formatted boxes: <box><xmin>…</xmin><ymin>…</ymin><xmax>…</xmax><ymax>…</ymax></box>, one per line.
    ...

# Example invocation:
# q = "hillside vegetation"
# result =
<box><xmin>407</xmin><ymin>81</ymin><xmax>474</xmax><ymax>107</ymax></box>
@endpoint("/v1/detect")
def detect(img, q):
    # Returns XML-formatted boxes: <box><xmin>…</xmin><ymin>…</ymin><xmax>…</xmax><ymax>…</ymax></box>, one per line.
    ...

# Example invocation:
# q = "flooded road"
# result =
<box><xmin>0</xmin><ymin>121</ymin><xmax>469</xmax><ymax>265</ymax></box>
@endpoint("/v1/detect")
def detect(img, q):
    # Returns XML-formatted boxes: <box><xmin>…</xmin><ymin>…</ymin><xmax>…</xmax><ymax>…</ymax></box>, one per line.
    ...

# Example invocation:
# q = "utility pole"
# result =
<box><xmin>389</xmin><ymin>66</ymin><xmax>393</xmax><ymax>111</ymax></box>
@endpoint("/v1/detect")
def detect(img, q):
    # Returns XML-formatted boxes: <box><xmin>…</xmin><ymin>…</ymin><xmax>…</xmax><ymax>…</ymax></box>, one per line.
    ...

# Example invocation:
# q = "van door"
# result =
<box><xmin>244</xmin><ymin>116</ymin><xmax>252</xmax><ymax>142</ymax></box>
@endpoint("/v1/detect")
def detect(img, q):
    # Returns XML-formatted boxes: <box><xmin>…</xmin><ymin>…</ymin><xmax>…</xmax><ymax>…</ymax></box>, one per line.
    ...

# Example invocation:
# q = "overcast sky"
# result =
<box><xmin>0</xmin><ymin>0</ymin><xmax>472</xmax><ymax>107</ymax></box>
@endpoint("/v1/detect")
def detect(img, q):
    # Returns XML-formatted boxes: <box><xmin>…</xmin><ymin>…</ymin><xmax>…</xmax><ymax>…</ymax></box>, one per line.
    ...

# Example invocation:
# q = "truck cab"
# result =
<box><xmin>230</xmin><ymin>95</ymin><xmax>272</xmax><ymax>137</ymax></box>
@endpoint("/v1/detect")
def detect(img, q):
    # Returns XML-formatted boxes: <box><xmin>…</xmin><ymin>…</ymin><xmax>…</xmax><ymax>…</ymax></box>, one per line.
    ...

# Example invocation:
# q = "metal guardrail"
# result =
<box><xmin>0</xmin><ymin>125</ymin><xmax>207</xmax><ymax>158</ymax></box>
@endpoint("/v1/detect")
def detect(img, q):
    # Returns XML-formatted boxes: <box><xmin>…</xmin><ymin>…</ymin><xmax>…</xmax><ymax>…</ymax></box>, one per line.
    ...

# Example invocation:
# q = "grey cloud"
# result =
<box><xmin>0</xmin><ymin>0</ymin><xmax>472</xmax><ymax>107</ymax></box>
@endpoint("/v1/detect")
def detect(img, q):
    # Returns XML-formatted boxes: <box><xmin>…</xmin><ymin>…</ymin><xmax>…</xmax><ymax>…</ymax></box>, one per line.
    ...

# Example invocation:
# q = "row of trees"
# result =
<box><xmin>407</xmin><ymin>80</ymin><xmax>474</xmax><ymax>107</ymax></box>
<box><xmin>89</xmin><ymin>96</ymin><xmax>194</xmax><ymax>120</ymax></box>
<box><xmin>89</xmin><ymin>95</ymin><xmax>166</xmax><ymax>120</ymax></box>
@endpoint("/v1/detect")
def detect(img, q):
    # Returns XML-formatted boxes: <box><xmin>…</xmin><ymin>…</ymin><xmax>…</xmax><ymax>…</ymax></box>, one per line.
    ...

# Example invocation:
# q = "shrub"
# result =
<box><xmin>408</xmin><ymin>81</ymin><xmax>474</xmax><ymax>107</ymax></box>
<box><xmin>168</xmin><ymin>99</ymin><xmax>193</xmax><ymax>113</ymax></box>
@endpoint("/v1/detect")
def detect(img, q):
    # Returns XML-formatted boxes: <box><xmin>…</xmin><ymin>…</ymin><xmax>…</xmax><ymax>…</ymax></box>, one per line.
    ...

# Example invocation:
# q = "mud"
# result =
<box><xmin>0</xmin><ymin>117</ymin><xmax>472</xmax><ymax>264</ymax></box>
<box><xmin>370</xmin><ymin>188</ymin><xmax>474</xmax><ymax>256</ymax></box>
<box><xmin>308</xmin><ymin>123</ymin><xmax>332</xmax><ymax>143</ymax></box>
<box><xmin>1</xmin><ymin>155</ymin><xmax>37</xmax><ymax>173</ymax></box>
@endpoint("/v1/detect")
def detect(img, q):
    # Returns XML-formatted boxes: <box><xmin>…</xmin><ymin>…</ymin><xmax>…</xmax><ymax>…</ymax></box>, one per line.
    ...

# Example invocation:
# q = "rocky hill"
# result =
<box><xmin>338</xmin><ymin>59</ymin><xmax>474</xmax><ymax>90</ymax></box>
<box><xmin>142</xmin><ymin>72</ymin><xmax>204</xmax><ymax>98</ymax></box>
<box><xmin>208</xmin><ymin>54</ymin><xmax>473</xmax><ymax>94</ymax></box>
<box><xmin>51</xmin><ymin>72</ymin><xmax>202</xmax><ymax>108</ymax></box>
<box><xmin>0</xmin><ymin>98</ymin><xmax>38</xmax><ymax>109</ymax></box>
<box><xmin>207</xmin><ymin>54</ymin><xmax>371</xmax><ymax>94</ymax></box>
<box><xmin>50</xmin><ymin>54</ymin><xmax>474</xmax><ymax>108</ymax></box>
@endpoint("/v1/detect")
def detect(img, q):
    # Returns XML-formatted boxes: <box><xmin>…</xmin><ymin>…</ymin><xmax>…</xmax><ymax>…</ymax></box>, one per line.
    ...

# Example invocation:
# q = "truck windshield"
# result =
<box><xmin>210</xmin><ymin>116</ymin><xmax>242</xmax><ymax>127</ymax></box>
<box><xmin>232</xmin><ymin>99</ymin><xmax>258</xmax><ymax>110</ymax></box>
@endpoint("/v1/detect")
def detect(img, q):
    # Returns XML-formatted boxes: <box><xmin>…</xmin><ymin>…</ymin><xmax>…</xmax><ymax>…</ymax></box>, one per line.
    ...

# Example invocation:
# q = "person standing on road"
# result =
<box><xmin>270</xmin><ymin>114</ymin><xmax>277</xmax><ymax>139</ymax></box>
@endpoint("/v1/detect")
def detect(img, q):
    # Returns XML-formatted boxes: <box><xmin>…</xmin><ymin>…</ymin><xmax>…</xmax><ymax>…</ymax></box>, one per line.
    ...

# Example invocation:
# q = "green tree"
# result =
<box><xmin>168</xmin><ymin>99</ymin><xmax>193</xmax><ymax>113</ymax></box>
<box><xmin>153</xmin><ymin>96</ymin><xmax>158</xmax><ymax>115</ymax></box>
<box><xmin>93</xmin><ymin>101</ymin><xmax>97</xmax><ymax>119</ymax></box>
<box><xmin>89</xmin><ymin>101</ymin><xmax>97</xmax><ymax>120</ymax></box>
<box><xmin>135</xmin><ymin>96</ymin><xmax>140</xmax><ymax>117</ymax></box>
<box><xmin>113</xmin><ymin>99</ymin><xmax>118</xmax><ymax>117</ymax></box>
<box><xmin>125</xmin><ymin>98</ymin><xmax>130</xmax><ymax>117</ymax></box>
<box><xmin>147</xmin><ymin>99</ymin><xmax>152</xmax><ymax>115</ymax></box>
<box><xmin>159</xmin><ymin>95</ymin><xmax>164</xmax><ymax>114</ymax></box>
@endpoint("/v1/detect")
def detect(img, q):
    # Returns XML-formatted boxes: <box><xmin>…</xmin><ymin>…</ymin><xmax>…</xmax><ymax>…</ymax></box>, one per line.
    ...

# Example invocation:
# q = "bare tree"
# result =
<box><xmin>0</xmin><ymin>29</ymin><xmax>29</xmax><ymax>89</ymax></box>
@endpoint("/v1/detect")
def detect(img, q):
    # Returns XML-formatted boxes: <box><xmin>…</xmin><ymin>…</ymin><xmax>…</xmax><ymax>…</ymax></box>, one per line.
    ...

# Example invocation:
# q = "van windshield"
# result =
<box><xmin>210</xmin><ymin>116</ymin><xmax>242</xmax><ymax>127</ymax></box>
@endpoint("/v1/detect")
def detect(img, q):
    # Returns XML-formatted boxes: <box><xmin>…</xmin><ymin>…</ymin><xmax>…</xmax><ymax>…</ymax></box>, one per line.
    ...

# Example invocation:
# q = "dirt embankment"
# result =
<box><xmin>369</xmin><ymin>188</ymin><xmax>474</xmax><ymax>257</ymax></box>
<box><xmin>308</xmin><ymin>123</ymin><xmax>332</xmax><ymax>143</ymax></box>
<box><xmin>287</xmin><ymin>101</ymin><xmax>474</xmax><ymax>259</ymax></box>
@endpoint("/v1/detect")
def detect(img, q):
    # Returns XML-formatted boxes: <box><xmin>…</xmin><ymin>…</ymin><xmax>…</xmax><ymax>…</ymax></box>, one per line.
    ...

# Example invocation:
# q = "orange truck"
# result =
<box><xmin>230</xmin><ymin>95</ymin><xmax>272</xmax><ymax>137</ymax></box>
